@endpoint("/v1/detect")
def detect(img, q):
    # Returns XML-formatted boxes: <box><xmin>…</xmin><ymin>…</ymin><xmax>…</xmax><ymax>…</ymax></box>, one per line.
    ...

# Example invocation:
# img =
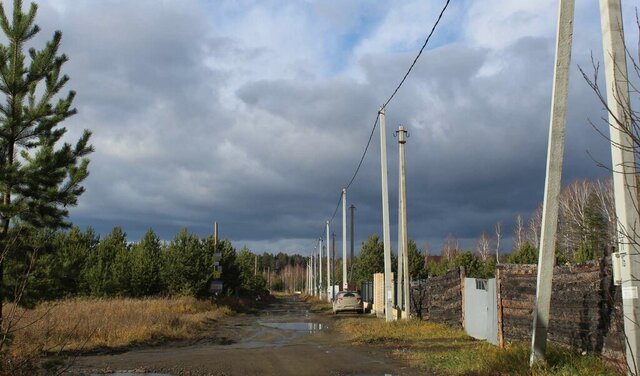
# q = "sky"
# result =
<box><xmin>20</xmin><ymin>0</ymin><xmax>639</xmax><ymax>255</ymax></box>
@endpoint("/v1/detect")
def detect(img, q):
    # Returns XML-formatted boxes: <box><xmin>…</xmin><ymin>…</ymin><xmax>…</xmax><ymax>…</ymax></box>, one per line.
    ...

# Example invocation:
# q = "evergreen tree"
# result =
<box><xmin>82</xmin><ymin>227</ymin><xmax>127</xmax><ymax>296</ymax></box>
<box><xmin>57</xmin><ymin>227</ymin><xmax>98</xmax><ymax>295</ymax></box>
<box><xmin>35</xmin><ymin>226</ymin><xmax>97</xmax><ymax>298</ymax></box>
<box><xmin>162</xmin><ymin>228</ymin><xmax>211</xmax><ymax>297</ymax></box>
<box><xmin>507</xmin><ymin>242</ymin><xmax>538</xmax><ymax>264</ymax></box>
<box><xmin>130</xmin><ymin>228</ymin><xmax>163</xmax><ymax>297</ymax></box>
<box><xmin>451</xmin><ymin>251</ymin><xmax>489</xmax><ymax>278</ymax></box>
<box><xmin>236</xmin><ymin>246</ymin><xmax>255</xmax><ymax>290</ymax></box>
<box><xmin>0</xmin><ymin>0</ymin><xmax>93</xmax><ymax>322</ymax></box>
<box><xmin>353</xmin><ymin>235</ymin><xmax>384</xmax><ymax>286</ymax></box>
<box><xmin>3</xmin><ymin>227</ymin><xmax>54</xmax><ymax>306</ymax></box>
<box><xmin>407</xmin><ymin>239</ymin><xmax>427</xmax><ymax>279</ymax></box>
<box><xmin>218</xmin><ymin>239</ymin><xmax>240</xmax><ymax>295</ymax></box>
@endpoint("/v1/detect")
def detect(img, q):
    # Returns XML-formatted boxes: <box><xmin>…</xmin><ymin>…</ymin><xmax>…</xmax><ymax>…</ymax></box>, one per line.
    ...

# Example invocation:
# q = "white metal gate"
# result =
<box><xmin>463</xmin><ymin>278</ymin><xmax>498</xmax><ymax>345</ymax></box>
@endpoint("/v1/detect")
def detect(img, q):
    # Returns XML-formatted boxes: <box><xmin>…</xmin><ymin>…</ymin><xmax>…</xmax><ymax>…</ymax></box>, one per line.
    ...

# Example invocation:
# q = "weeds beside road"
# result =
<box><xmin>335</xmin><ymin>317</ymin><xmax>622</xmax><ymax>376</ymax></box>
<box><xmin>5</xmin><ymin>296</ymin><xmax>242</xmax><ymax>357</ymax></box>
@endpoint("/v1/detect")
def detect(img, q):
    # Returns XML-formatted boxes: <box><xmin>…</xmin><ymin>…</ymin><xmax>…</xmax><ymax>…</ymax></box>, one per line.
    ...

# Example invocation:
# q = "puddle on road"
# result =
<box><xmin>259</xmin><ymin>321</ymin><xmax>325</xmax><ymax>333</ymax></box>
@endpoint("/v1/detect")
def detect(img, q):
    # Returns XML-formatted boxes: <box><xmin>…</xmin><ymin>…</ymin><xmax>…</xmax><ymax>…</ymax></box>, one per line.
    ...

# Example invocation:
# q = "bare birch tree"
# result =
<box><xmin>527</xmin><ymin>205</ymin><xmax>543</xmax><ymax>249</ymax></box>
<box><xmin>494</xmin><ymin>221</ymin><xmax>502</xmax><ymax>263</ymax></box>
<box><xmin>476</xmin><ymin>232</ymin><xmax>491</xmax><ymax>261</ymax></box>
<box><xmin>442</xmin><ymin>234</ymin><xmax>458</xmax><ymax>262</ymax></box>
<box><xmin>514</xmin><ymin>214</ymin><xmax>525</xmax><ymax>251</ymax></box>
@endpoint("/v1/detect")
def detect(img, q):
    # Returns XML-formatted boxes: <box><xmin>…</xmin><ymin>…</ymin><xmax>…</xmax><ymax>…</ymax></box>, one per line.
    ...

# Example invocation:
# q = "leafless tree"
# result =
<box><xmin>494</xmin><ymin>222</ymin><xmax>502</xmax><ymax>263</ymax></box>
<box><xmin>442</xmin><ymin>234</ymin><xmax>458</xmax><ymax>262</ymax></box>
<box><xmin>559</xmin><ymin>180</ymin><xmax>593</xmax><ymax>254</ymax></box>
<box><xmin>514</xmin><ymin>214</ymin><xmax>525</xmax><ymax>251</ymax></box>
<box><xmin>422</xmin><ymin>242</ymin><xmax>431</xmax><ymax>269</ymax></box>
<box><xmin>593</xmin><ymin>177</ymin><xmax>617</xmax><ymax>252</ymax></box>
<box><xmin>476</xmin><ymin>232</ymin><xmax>491</xmax><ymax>261</ymax></box>
<box><xmin>526</xmin><ymin>205</ymin><xmax>543</xmax><ymax>249</ymax></box>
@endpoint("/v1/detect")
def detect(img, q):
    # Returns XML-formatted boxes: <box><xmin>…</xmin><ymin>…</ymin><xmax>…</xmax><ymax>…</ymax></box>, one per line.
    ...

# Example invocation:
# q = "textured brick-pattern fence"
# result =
<box><xmin>496</xmin><ymin>260</ymin><xmax>624</xmax><ymax>360</ymax></box>
<box><xmin>411</xmin><ymin>267</ymin><xmax>464</xmax><ymax>327</ymax></box>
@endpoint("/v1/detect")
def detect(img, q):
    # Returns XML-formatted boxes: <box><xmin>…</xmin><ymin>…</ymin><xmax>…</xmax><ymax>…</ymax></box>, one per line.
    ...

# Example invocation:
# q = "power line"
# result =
<box><xmin>382</xmin><ymin>0</ymin><xmax>451</xmax><ymax>109</ymax></box>
<box><xmin>311</xmin><ymin>0</ymin><xmax>451</xmax><ymax>245</ymax></box>
<box><xmin>345</xmin><ymin>115</ymin><xmax>379</xmax><ymax>190</ymax></box>
<box><xmin>329</xmin><ymin>192</ymin><xmax>342</xmax><ymax>223</ymax></box>
<box><xmin>345</xmin><ymin>0</ymin><xmax>451</xmax><ymax>191</ymax></box>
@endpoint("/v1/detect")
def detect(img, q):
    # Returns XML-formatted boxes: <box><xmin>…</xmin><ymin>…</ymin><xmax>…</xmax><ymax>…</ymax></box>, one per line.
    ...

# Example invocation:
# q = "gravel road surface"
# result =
<box><xmin>68</xmin><ymin>295</ymin><xmax>424</xmax><ymax>376</ymax></box>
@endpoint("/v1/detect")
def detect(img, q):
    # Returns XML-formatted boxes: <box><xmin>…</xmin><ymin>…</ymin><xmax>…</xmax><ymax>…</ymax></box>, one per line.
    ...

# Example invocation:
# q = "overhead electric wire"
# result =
<box><xmin>345</xmin><ymin>0</ymin><xmax>451</xmax><ymax>191</ymax></box>
<box><xmin>345</xmin><ymin>115</ymin><xmax>379</xmax><ymax>190</ymax></box>
<box><xmin>310</xmin><ymin>0</ymin><xmax>451</xmax><ymax>245</ymax></box>
<box><xmin>329</xmin><ymin>193</ymin><xmax>342</xmax><ymax>223</ymax></box>
<box><xmin>382</xmin><ymin>0</ymin><xmax>451</xmax><ymax>109</ymax></box>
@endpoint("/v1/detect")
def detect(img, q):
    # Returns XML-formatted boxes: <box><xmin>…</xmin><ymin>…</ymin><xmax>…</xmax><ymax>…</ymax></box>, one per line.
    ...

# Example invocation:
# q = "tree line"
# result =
<box><xmin>4</xmin><ymin>226</ymin><xmax>314</xmax><ymax>306</ymax></box>
<box><xmin>349</xmin><ymin>177</ymin><xmax>613</xmax><ymax>285</ymax></box>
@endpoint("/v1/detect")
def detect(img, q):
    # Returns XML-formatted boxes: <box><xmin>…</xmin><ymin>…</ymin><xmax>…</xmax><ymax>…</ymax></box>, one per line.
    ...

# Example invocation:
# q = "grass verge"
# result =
<box><xmin>4</xmin><ymin>296</ymin><xmax>233</xmax><ymax>357</ymax></box>
<box><xmin>335</xmin><ymin>317</ymin><xmax>623</xmax><ymax>376</ymax></box>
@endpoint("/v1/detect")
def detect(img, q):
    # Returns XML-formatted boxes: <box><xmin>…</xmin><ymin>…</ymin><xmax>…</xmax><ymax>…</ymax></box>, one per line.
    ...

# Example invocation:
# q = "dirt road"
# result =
<box><xmin>69</xmin><ymin>295</ymin><xmax>424</xmax><ymax>376</ymax></box>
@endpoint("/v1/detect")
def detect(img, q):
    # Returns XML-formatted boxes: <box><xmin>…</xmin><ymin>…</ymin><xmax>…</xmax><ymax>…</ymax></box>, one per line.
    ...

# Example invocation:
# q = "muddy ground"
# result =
<box><xmin>68</xmin><ymin>295</ymin><xmax>425</xmax><ymax>376</ymax></box>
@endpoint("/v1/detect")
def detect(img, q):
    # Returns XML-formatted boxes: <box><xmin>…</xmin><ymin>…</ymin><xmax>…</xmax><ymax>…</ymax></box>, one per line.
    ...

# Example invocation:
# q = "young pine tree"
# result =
<box><xmin>0</xmin><ymin>0</ymin><xmax>93</xmax><ymax>323</ymax></box>
<box><xmin>162</xmin><ymin>228</ymin><xmax>211</xmax><ymax>297</ymax></box>
<box><xmin>82</xmin><ymin>227</ymin><xmax>127</xmax><ymax>297</ymax></box>
<box><xmin>130</xmin><ymin>228</ymin><xmax>163</xmax><ymax>297</ymax></box>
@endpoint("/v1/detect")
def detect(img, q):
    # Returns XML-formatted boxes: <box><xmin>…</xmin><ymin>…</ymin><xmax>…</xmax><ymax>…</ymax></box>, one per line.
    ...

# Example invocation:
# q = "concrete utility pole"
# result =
<box><xmin>379</xmin><ymin>108</ymin><xmax>394</xmax><ymax>322</ymax></box>
<box><xmin>600</xmin><ymin>1</ymin><xmax>640</xmax><ymax>373</ymax></box>
<box><xmin>530</xmin><ymin>0</ymin><xmax>574</xmax><ymax>365</ymax></box>
<box><xmin>316</xmin><ymin>241</ymin><xmax>322</xmax><ymax>298</ymax></box>
<box><xmin>307</xmin><ymin>257</ymin><xmax>311</xmax><ymax>294</ymax></box>
<box><xmin>332</xmin><ymin>232</ymin><xmax>336</xmax><ymax>300</ymax></box>
<box><xmin>350</xmin><ymin>204</ymin><xmax>355</xmax><ymax>287</ymax></box>
<box><xmin>397</xmin><ymin>162</ymin><xmax>404</xmax><ymax>312</ymax></box>
<box><xmin>309</xmin><ymin>256</ymin><xmax>312</xmax><ymax>295</ymax></box>
<box><xmin>342</xmin><ymin>188</ymin><xmax>348</xmax><ymax>290</ymax></box>
<box><xmin>312</xmin><ymin>247</ymin><xmax>316</xmax><ymax>296</ymax></box>
<box><xmin>398</xmin><ymin>125</ymin><xmax>410</xmax><ymax>319</ymax></box>
<box><xmin>319</xmin><ymin>237</ymin><xmax>323</xmax><ymax>298</ymax></box>
<box><xmin>326</xmin><ymin>221</ymin><xmax>331</xmax><ymax>301</ymax></box>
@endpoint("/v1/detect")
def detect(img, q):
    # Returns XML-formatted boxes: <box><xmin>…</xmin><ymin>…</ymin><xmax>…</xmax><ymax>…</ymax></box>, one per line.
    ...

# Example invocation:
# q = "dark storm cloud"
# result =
<box><xmin>21</xmin><ymin>0</ymin><xmax>633</xmax><ymax>254</ymax></box>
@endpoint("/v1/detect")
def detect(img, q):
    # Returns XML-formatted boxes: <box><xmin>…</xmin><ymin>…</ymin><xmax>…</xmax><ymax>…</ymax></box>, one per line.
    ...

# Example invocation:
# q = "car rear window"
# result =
<box><xmin>343</xmin><ymin>293</ymin><xmax>355</xmax><ymax>297</ymax></box>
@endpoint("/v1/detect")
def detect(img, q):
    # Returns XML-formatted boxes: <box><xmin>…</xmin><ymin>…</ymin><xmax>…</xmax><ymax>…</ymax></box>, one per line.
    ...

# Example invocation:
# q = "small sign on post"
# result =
<box><xmin>209</xmin><ymin>280</ymin><xmax>223</xmax><ymax>295</ymax></box>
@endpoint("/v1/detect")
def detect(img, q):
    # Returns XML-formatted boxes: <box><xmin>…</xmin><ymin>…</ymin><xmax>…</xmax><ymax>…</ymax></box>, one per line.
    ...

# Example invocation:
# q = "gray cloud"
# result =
<box><xmin>19</xmin><ymin>0</ymin><xmax>632</xmax><ymax>256</ymax></box>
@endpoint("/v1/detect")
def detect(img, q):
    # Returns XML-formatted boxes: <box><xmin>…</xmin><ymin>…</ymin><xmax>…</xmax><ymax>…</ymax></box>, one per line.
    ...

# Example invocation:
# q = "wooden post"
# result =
<box><xmin>460</xmin><ymin>266</ymin><xmax>466</xmax><ymax>327</ymax></box>
<box><xmin>496</xmin><ymin>266</ymin><xmax>505</xmax><ymax>348</ymax></box>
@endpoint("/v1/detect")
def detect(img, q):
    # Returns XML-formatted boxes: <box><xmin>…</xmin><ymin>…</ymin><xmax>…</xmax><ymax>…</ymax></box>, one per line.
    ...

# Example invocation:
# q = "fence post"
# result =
<box><xmin>460</xmin><ymin>266</ymin><xmax>466</xmax><ymax>328</ymax></box>
<box><xmin>496</xmin><ymin>265</ymin><xmax>505</xmax><ymax>348</ymax></box>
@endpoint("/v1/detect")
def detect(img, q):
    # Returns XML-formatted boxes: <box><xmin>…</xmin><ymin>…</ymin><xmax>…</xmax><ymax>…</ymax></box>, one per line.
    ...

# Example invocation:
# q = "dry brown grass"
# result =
<box><xmin>6</xmin><ymin>296</ymin><xmax>231</xmax><ymax>356</ymax></box>
<box><xmin>335</xmin><ymin>318</ymin><xmax>622</xmax><ymax>375</ymax></box>
<box><xmin>300</xmin><ymin>293</ymin><xmax>331</xmax><ymax>312</ymax></box>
